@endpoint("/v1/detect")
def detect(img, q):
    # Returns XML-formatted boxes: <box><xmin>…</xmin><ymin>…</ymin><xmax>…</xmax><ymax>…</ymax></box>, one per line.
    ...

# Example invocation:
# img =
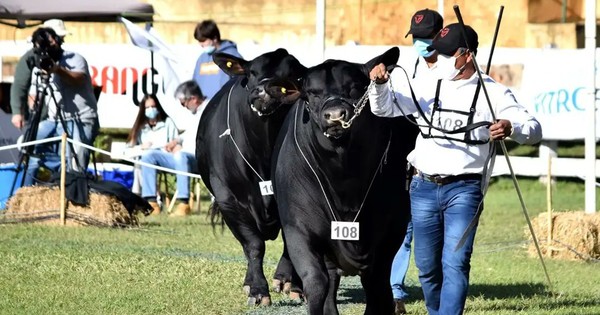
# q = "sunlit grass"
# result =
<box><xmin>0</xmin><ymin>177</ymin><xmax>599</xmax><ymax>314</ymax></box>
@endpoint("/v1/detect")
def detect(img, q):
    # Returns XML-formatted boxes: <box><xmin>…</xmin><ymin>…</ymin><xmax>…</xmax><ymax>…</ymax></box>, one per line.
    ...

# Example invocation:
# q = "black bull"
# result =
<box><xmin>271</xmin><ymin>47</ymin><xmax>418</xmax><ymax>314</ymax></box>
<box><xmin>195</xmin><ymin>49</ymin><xmax>307</xmax><ymax>305</ymax></box>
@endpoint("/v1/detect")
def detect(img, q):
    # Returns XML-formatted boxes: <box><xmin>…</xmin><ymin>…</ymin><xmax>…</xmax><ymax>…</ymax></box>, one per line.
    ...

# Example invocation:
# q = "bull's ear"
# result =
<box><xmin>265</xmin><ymin>79</ymin><xmax>302</xmax><ymax>104</ymax></box>
<box><xmin>213</xmin><ymin>53</ymin><xmax>248</xmax><ymax>76</ymax></box>
<box><xmin>363</xmin><ymin>47</ymin><xmax>400</xmax><ymax>76</ymax></box>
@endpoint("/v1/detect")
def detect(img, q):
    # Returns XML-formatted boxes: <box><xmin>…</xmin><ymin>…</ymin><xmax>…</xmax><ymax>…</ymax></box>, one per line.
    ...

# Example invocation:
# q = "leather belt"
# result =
<box><xmin>414</xmin><ymin>169</ymin><xmax>482</xmax><ymax>185</ymax></box>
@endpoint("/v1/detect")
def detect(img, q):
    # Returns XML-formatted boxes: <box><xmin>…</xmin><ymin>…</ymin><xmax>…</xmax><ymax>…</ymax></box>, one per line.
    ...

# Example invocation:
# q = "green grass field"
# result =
<box><xmin>1</xmin><ymin>177</ymin><xmax>599</xmax><ymax>315</ymax></box>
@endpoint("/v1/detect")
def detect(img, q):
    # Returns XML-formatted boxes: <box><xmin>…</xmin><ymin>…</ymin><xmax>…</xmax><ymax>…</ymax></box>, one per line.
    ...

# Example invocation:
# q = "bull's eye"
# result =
<box><xmin>226</xmin><ymin>61</ymin><xmax>233</xmax><ymax>68</ymax></box>
<box><xmin>281</xmin><ymin>87</ymin><xmax>287</xmax><ymax>94</ymax></box>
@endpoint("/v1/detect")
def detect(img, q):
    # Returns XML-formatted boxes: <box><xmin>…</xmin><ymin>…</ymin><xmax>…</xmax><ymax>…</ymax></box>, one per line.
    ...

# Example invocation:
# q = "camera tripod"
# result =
<box><xmin>9</xmin><ymin>71</ymin><xmax>83</xmax><ymax>196</ymax></box>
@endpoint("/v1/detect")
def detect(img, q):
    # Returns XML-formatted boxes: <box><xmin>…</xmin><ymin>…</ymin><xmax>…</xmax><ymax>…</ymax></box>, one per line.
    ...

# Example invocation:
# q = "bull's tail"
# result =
<box><xmin>209</xmin><ymin>202</ymin><xmax>226</xmax><ymax>234</ymax></box>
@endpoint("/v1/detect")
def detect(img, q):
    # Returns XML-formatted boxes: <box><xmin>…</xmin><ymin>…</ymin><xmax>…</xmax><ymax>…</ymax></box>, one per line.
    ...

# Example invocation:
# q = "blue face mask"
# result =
<box><xmin>145</xmin><ymin>107</ymin><xmax>159</xmax><ymax>119</ymax></box>
<box><xmin>413</xmin><ymin>38</ymin><xmax>435</xmax><ymax>58</ymax></box>
<box><xmin>203</xmin><ymin>45</ymin><xmax>216</xmax><ymax>54</ymax></box>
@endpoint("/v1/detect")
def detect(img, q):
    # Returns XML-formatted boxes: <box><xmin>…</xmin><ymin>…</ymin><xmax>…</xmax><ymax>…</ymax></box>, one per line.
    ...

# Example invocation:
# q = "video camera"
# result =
<box><xmin>27</xmin><ymin>27</ymin><xmax>63</xmax><ymax>72</ymax></box>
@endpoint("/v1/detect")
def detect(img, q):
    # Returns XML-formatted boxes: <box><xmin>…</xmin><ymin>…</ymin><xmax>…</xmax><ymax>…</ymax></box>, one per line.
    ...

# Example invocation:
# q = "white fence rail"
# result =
<box><xmin>493</xmin><ymin>156</ymin><xmax>600</xmax><ymax>178</ymax></box>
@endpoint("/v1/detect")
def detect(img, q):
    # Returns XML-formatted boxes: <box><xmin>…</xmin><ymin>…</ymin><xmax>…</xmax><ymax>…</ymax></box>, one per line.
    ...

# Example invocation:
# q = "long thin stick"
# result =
<box><xmin>60</xmin><ymin>132</ymin><xmax>67</xmax><ymax>225</ymax></box>
<box><xmin>485</xmin><ymin>6</ymin><xmax>504</xmax><ymax>75</ymax></box>
<box><xmin>547</xmin><ymin>155</ymin><xmax>553</xmax><ymax>257</ymax></box>
<box><xmin>453</xmin><ymin>4</ymin><xmax>553</xmax><ymax>291</ymax></box>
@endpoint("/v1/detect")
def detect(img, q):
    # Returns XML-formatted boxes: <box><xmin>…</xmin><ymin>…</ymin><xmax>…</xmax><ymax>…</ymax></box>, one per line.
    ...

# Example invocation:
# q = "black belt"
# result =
<box><xmin>414</xmin><ymin>169</ymin><xmax>482</xmax><ymax>185</ymax></box>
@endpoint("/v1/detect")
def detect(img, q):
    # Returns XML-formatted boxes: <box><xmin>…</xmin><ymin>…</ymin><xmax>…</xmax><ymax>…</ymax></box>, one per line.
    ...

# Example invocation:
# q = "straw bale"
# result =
<box><xmin>526</xmin><ymin>211</ymin><xmax>600</xmax><ymax>261</ymax></box>
<box><xmin>3</xmin><ymin>186</ymin><xmax>138</xmax><ymax>227</ymax></box>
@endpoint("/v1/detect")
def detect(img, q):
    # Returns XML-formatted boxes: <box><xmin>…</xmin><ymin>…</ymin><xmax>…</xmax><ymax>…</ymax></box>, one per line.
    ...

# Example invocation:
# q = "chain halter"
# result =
<box><xmin>329</xmin><ymin>81</ymin><xmax>376</xmax><ymax>129</ymax></box>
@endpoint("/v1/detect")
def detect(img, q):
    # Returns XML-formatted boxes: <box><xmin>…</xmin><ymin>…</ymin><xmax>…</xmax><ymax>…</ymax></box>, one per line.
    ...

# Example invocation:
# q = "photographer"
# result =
<box><xmin>10</xmin><ymin>19</ymin><xmax>70</xmax><ymax>129</ymax></box>
<box><xmin>20</xmin><ymin>27</ymin><xmax>99</xmax><ymax>185</ymax></box>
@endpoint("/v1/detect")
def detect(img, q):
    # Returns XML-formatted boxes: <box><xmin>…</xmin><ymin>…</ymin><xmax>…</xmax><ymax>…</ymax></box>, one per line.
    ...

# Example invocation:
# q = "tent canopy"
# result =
<box><xmin>0</xmin><ymin>0</ymin><xmax>154</xmax><ymax>27</ymax></box>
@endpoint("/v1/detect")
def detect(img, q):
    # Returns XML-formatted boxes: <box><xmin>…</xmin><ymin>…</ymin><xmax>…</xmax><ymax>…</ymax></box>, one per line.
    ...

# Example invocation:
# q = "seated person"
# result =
<box><xmin>140</xmin><ymin>81</ymin><xmax>207</xmax><ymax>216</ymax></box>
<box><xmin>126</xmin><ymin>94</ymin><xmax>178</xmax><ymax>202</ymax></box>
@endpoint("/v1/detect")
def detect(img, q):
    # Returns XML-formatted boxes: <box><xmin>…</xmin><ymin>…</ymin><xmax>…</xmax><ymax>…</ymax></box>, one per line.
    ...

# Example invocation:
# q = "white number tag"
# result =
<box><xmin>331</xmin><ymin>221</ymin><xmax>359</xmax><ymax>241</ymax></box>
<box><xmin>259</xmin><ymin>180</ymin><xmax>274</xmax><ymax>196</ymax></box>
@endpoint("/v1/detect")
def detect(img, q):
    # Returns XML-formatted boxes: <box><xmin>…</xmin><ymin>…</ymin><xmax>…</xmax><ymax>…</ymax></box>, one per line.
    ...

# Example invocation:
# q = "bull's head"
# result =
<box><xmin>214</xmin><ymin>49</ymin><xmax>305</xmax><ymax>117</ymax></box>
<box><xmin>291</xmin><ymin>47</ymin><xmax>400</xmax><ymax>139</ymax></box>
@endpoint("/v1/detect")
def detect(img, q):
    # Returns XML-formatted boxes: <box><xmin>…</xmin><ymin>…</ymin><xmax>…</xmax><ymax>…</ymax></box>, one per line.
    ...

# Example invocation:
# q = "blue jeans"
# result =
<box><xmin>410</xmin><ymin>175</ymin><xmax>482</xmax><ymax>315</ymax></box>
<box><xmin>390</xmin><ymin>220</ymin><xmax>413</xmax><ymax>300</ymax></box>
<box><xmin>24</xmin><ymin>118</ymin><xmax>99</xmax><ymax>186</ymax></box>
<box><xmin>140</xmin><ymin>149</ymin><xmax>195</xmax><ymax>200</ymax></box>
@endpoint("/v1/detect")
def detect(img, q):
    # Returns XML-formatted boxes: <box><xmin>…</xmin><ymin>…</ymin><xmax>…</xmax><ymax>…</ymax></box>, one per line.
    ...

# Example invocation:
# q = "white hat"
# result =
<box><xmin>43</xmin><ymin>19</ymin><xmax>70</xmax><ymax>37</ymax></box>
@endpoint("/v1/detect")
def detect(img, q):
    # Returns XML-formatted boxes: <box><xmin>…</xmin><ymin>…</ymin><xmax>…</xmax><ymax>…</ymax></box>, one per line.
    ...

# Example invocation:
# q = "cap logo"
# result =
<box><xmin>414</xmin><ymin>15</ymin><xmax>424</xmax><ymax>24</ymax></box>
<box><xmin>440</xmin><ymin>27</ymin><xmax>450</xmax><ymax>37</ymax></box>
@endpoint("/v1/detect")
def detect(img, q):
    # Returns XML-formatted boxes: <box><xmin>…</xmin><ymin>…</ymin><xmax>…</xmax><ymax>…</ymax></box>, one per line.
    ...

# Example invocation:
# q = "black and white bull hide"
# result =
<box><xmin>271</xmin><ymin>47</ymin><xmax>417</xmax><ymax>314</ymax></box>
<box><xmin>195</xmin><ymin>49</ymin><xmax>306</xmax><ymax>305</ymax></box>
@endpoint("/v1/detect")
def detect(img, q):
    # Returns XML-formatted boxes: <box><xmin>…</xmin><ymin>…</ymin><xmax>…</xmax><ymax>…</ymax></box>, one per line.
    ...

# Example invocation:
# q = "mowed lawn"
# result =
<box><xmin>1</xmin><ymin>177</ymin><xmax>599</xmax><ymax>315</ymax></box>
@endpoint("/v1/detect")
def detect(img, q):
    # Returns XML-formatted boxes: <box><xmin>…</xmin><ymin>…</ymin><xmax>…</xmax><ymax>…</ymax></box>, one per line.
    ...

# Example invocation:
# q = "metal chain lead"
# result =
<box><xmin>331</xmin><ymin>81</ymin><xmax>376</xmax><ymax>129</ymax></box>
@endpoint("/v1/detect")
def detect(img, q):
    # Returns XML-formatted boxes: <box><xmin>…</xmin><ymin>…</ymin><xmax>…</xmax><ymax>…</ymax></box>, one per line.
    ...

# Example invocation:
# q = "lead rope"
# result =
<box><xmin>219</xmin><ymin>84</ymin><xmax>266</xmax><ymax>182</ymax></box>
<box><xmin>293</xmin><ymin>104</ymin><xmax>391</xmax><ymax>222</ymax></box>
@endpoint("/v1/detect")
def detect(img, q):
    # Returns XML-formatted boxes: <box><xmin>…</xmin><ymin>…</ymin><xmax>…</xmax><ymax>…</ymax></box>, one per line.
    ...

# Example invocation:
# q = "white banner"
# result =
<box><xmin>0</xmin><ymin>40</ymin><xmax>598</xmax><ymax>140</ymax></box>
<box><xmin>520</xmin><ymin>49</ymin><xmax>599</xmax><ymax>140</ymax></box>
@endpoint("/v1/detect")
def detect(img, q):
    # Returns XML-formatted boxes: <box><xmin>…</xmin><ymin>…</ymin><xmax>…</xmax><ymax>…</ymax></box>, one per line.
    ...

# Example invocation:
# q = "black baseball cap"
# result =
<box><xmin>427</xmin><ymin>23</ymin><xmax>479</xmax><ymax>56</ymax></box>
<box><xmin>405</xmin><ymin>9</ymin><xmax>443</xmax><ymax>38</ymax></box>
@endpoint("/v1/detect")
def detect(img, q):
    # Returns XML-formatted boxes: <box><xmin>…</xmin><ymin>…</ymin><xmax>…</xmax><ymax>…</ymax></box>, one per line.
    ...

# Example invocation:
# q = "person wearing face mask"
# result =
<box><xmin>389</xmin><ymin>8</ymin><xmax>444</xmax><ymax>315</ymax></box>
<box><xmin>139</xmin><ymin>81</ymin><xmax>208</xmax><ymax>216</ymax></box>
<box><xmin>126</xmin><ymin>94</ymin><xmax>178</xmax><ymax>151</ymax></box>
<box><xmin>125</xmin><ymin>94</ymin><xmax>178</xmax><ymax>207</ymax></box>
<box><xmin>192</xmin><ymin>19</ymin><xmax>242</xmax><ymax>99</ymax></box>
<box><xmin>19</xmin><ymin>26</ymin><xmax>99</xmax><ymax>187</ymax></box>
<box><xmin>406</xmin><ymin>9</ymin><xmax>444</xmax><ymax>79</ymax></box>
<box><xmin>368</xmin><ymin>23</ymin><xmax>542</xmax><ymax>315</ymax></box>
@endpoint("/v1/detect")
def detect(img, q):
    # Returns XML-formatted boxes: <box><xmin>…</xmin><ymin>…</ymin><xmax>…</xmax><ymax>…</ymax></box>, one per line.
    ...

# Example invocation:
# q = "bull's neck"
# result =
<box><xmin>237</xmin><ymin>101</ymin><xmax>289</xmax><ymax>149</ymax></box>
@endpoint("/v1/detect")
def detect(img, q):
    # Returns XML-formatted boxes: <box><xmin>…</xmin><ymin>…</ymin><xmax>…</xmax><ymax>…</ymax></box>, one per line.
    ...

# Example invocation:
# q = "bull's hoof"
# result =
<box><xmin>282</xmin><ymin>282</ymin><xmax>292</xmax><ymax>295</ymax></box>
<box><xmin>260</xmin><ymin>296</ymin><xmax>271</xmax><ymax>306</ymax></box>
<box><xmin>289</xmin><ymin>291</ymin><xmax>302</xmax><ymax>300</ymax></box>
<box><xmin>272</xmin><ymin>279</ymin><xmax>282</xmax><ymax>293</ymax></box>
<box><xmin>243</xmin><ymin>285</ymin><xmax>250</xmax><ymax>295</ymax></box>
<box><xmin>247</xmin><ymin>295</ymin><xmax>272</xmax><ymax>306</ymax></box>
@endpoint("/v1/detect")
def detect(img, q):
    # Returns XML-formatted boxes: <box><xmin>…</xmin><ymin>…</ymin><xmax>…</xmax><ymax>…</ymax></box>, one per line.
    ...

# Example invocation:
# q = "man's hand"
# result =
<box><xmin>490</xmin><ymin>119</ymin><xmax>512</xmax><ymax>141</ymax></box>
<box><xmin>164</xmin><ymin>139</ymin><xmax>180</xmax><ymax>152</ymax></box>
<box><xmin>369</xmin><ymin>63</ymin><xmax>389</xmax><ymax>84</ymax></box>
<box><xmin>11</xmin><ymin>114</ymin><xmax>24</xmax><ymax>129</ymax></box>
<box><xmin>141</xmin><ymin>142</ymin><xmax>152</xmax><ymax>149</ymax></box>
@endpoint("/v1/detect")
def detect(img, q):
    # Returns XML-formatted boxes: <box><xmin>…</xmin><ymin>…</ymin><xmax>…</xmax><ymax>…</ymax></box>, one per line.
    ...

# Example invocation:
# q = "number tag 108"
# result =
<box><xmin>331</xmin><ymin>221</ymin><xmax>359</xmax><ymax>241</ymax></box>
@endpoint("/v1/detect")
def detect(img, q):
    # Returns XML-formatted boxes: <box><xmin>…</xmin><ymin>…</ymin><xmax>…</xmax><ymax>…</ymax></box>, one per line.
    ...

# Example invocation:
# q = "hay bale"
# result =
<box><xmin>3</xmin><ymin>186</ymin><xmax>138</xmax><ymax>227</ymax></box>
<box><xmin>526</xmin><ymin>211</ymin><xmax>600</xmax><ymax>261</ymax></box>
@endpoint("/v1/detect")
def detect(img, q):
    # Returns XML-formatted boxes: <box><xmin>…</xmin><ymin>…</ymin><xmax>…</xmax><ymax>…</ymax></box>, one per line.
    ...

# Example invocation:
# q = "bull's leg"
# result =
<box><xmin>285</xmin><ymin>229</ymin><xmax>333</xmax><ymax>315</ymax></box>
<box><xmin>272</xmin><ymin>233</ymin><xmax>298</xmax><ymax>295</ymax></box>
<box><xmin>360</xmin><ymin>248</ymin><xmax>397</xmax><ymax>315</ymax></box>
<box><xmin>238</xmin><ymin>229</ymin><xmax>271</xmax><ymax>306</ymax></box>
<box><xmin>220</xmin><ymin>212</ymin><xmax>271</xmax><ymax>306</ymax></box>
<box><xmin>323</xmin><ymin>258</ymin><xmax>340</xmax><ymax>315</ymax></box>
<box><xmin>243</xmin><ymin>262</ymin><xmax>252</xmax><ymax>295</ymax></box>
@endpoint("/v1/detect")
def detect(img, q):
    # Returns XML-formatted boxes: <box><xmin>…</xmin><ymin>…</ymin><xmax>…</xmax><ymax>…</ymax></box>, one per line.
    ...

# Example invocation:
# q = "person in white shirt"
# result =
<box><xmin>390</xmin><ymin>8</ymin><xmax>443</xmax><ymax>315</ymax></box>
<box><xmin>368</xmin><ymin>23</ymin><xmax>542</xmax><ymax>315</ymax></box>
<box><xmin>140</xmin><ymin>81</ymin><xmax>207</xmax><ymax>216</ymax></box>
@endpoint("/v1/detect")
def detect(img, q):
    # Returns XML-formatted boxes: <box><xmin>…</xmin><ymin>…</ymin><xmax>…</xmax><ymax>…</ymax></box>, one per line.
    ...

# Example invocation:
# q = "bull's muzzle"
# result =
<box><xmin>323</xmin><ymin>107</ymin><xmax>350</xmax><ymax>125</ymax></box>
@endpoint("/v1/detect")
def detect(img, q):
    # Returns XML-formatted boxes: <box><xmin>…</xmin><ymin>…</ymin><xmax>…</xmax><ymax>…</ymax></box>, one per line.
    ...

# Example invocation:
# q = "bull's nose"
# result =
<box><xmin>323</xmin><ymin>107</ymin><xmax>348</xmax><ymax>123</ymax></box>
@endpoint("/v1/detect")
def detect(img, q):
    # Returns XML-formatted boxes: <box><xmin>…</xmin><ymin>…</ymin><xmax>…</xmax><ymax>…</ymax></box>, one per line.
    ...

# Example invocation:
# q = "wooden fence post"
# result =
<box><xmin>60</xmin><ymin>132</ymin><xmax>67</xmax><ymax>225</ymax></box>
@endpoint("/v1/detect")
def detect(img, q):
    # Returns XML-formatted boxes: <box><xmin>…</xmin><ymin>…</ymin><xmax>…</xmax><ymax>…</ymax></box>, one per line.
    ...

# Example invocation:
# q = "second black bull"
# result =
<box><xmin>195</xmin><ymin>48</ymin><xmax>306</xmax><ymax>305</ymax></box>
<box><xmin>271</xmin><ymin>47</ymin><xmax>418</xmax><ymax>314</ymax></box>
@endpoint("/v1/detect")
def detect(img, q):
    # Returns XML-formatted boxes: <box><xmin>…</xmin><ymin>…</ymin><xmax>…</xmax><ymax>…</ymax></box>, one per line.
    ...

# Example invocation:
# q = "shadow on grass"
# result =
<box><xmin>470</xmin><ymin>282</ymin><xmax>548</xmax><ymax>299</ymax></box>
